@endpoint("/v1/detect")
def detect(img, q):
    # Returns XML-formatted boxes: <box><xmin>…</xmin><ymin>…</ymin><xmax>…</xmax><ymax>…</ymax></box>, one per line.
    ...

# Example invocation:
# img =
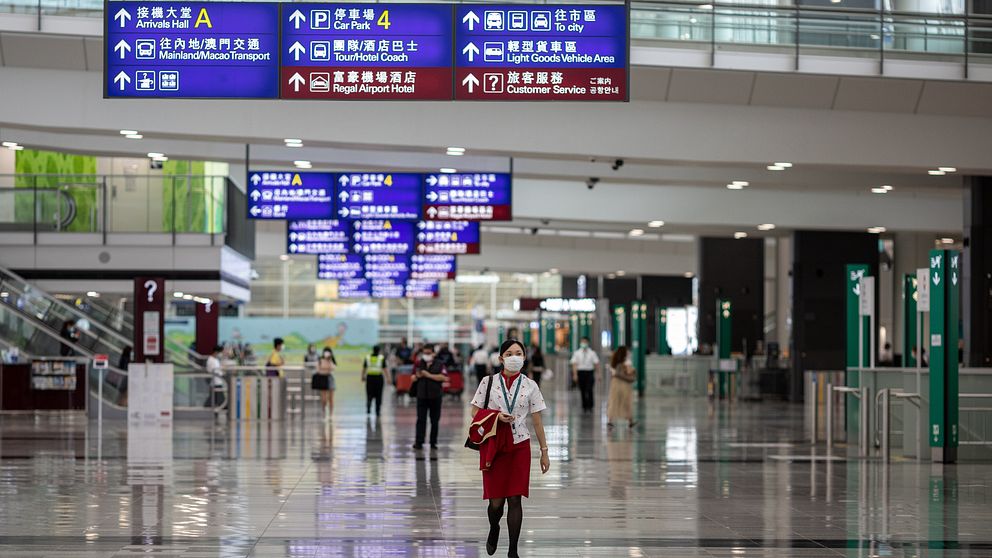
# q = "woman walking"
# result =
<box><xmin>470</xmin><ymin>339</ymin><xmax>550</xmax><ymax>558</ymax></box>
<box><xmin>606</xmin><ymin>346</ymin><xmax>637</xmax><ymax>428</ymax></box>
<box><xmin>312</xmin><ymin>346</ymin><xmax>337</xmax><ymax>421</ymax></box>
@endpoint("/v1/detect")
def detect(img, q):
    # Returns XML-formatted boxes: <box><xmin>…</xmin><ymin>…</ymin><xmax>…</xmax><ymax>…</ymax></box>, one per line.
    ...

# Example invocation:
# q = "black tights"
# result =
<box><xmin>488</xmin><ymin>496</ymin><xmax>523</xmax><ymax>556</ymax></box>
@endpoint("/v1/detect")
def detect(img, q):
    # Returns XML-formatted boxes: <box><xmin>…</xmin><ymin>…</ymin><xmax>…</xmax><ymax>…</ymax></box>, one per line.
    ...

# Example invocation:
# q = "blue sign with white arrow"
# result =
<box><xmin>317</xmin><ymin>253</ymin><xmax>364</xmax><ymax>279</ymax></box>
<box><xmin>350</xmin><ymin>219</ymin><xmax>416</xmax><ymax>254</ymax></box>
<box><xmin>416</xmin><ymin>220</ymin><xmax>481</xmax><ymax>254</ymax></box>
<box><xmin>106</xmin><ymin>1</ymin><xmax>280</xmax><ymax>98</ymax></box>
<box><xmin>424</xmin><ymin>172</ymin><xmax>511</xmax><ymax>221</ymax></box>
<box><xmin>363</xmin><ymin>254</ymin><xmax>411</xmax><ymax>281</ymax></box>
<box><xmin>248</xmin><ymin>171</ymin><xmax>335</xmax><ymax>219</ymax></box>
<box><xmin>289</xmin><ymin>219</ymin><xmax>349</xmax><ymax>254</ymax></box>
<box><xmin>411</xmin><ymin>254</ymin><xmax>456</xmax><ymax>279</ymax></box>
<box><xmin>336</xmin><ymin>172</ymin><xmax>422</xmax><ymax>220</ymax></box>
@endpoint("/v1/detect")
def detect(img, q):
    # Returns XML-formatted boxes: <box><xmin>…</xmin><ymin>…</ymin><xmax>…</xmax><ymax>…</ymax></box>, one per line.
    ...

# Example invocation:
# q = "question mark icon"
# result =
<box><xmin>144</xmin><ymin>280</ymin><xmax>157</xmax><ymax>302</ymax></box>
<box><xmin>204</xmin><ymin>301</ymin><xmax>213</xmax><ymax>314</ymax></box>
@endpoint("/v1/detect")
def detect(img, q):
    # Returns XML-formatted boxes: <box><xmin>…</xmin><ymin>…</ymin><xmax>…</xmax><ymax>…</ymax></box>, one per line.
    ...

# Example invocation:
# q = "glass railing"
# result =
<box><xmin>0</xmin><ymin>174</ymin><xmax>227</xmax><ymax>235</ymax></box>
<box><xmin>3</xmin><ymin>0</ymin><xmax>992</xmax><ymax>61</ymax></box>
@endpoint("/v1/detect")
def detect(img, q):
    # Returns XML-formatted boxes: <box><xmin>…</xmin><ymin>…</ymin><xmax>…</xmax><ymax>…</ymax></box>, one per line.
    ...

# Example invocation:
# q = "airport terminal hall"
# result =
<box><xmin>3</xmin><ymin>0</ymin><xmax>992</xmax><ymax>557</ymax></box>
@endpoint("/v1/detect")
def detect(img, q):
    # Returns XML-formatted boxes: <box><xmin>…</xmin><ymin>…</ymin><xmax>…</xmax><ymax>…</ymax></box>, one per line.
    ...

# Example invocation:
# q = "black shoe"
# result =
<box><xmin>486</xmin><ymin>525</ymin><xmax>499</xmax><ymax>555</ymax></box>
<box><xmin>431</xmin><ymin>445</ymin><xmax>438</xmax><ymax>450</ymax></box>
<box><xmin>412</xmin><ymin>444</ymin><xmax>423</xmax><ymax>450</ymax></box>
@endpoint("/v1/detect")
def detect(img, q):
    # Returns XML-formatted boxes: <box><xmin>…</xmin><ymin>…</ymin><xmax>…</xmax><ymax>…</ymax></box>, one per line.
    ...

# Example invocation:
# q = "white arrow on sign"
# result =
<box><xmin>426</xmin><ymin>175</ymin><xmax>438</xmax><ymax>187</ymax></box>
<box><xmin>289</xmin><ymin>41</ymin><xmax>306</xmax><ymax>61</ymax></box>
<box><xmin>114</xmin><ymin>39</ymin><xmax>131</xmax><ymax>59</ymax></box>
<box><xmin>417</xmin><ymin>221</ymin><xmax>426</xmax><ymax>229</ymax></box>
<box><xmin>288</xmin><ymin>72</ymin><xmax>306</xmax><ymax>92</ymax></box>
<box><xmin>354</xmin><ymin>244</ymin><xmax>363</xmax><ymax>252</ymax></box>
<box><xmin>339</xmin><ymin>191</ymin><xmax>349</xmax><ymax>202</ymax></box>
<box><xmin>418</xmin><ymin>232</ymin><xmax>426</xmax><ymax>241</ymax></box>
<box><xmin>462</xmin><ymin>42</ymin><xmax>480</xmax><ymax>62</ymax></box>
<box><xmin>250</xmin><ymin>206</ymin><xmax>261</xmax><ymax>216</ymax></box>
<box><xmin>289</xmin><ymin>232</ymin><xmax>298</xmax><ymax>241</ymax></box>
<box><xmin>114</xmin><ymin>7</ymin><xmax>131</xmax><ymax>27</ymax></box>
<box><xmin>426</xmin><ymin>191</ymin><xmax>439</xmax><ymax>202</ymax></box>
<box><xmin>250</xmin><ymin>190</ymin><xmax>261</xmax><ymax>200</ymax></box>
<box><xmin>418</xmin><ymin>244</ymin><xmax>426</xmax><ymax>253</ymax></box>
<box><xmin>289</xmin><ymin>9</ymin><xmax>306</xmax><ymax>29</ymax></box>
<box><xmin>339</xmin><ymin>175</ymin><xmax>350</xmax><ymax>185</ymax></box>
<box><xmin>462</xmin><ymin>73</ymin><xmax>479</xmax><ymax>93</ymax></box>
<box><xmin>952</xmin><ymin>271</ymin><xmax>958</xmax><ymax>286</ymax></box>
<box><xmin>114</xmin><ymin>71</ymin><xmax>130</xmax><ymax>91</ymax></box>
<box><xmin>462</xmin><ymin>10</ymin><xmax>480</xmax><ymax>30</ymax></box>
<box><xmin>251</xmin><ymin>174</ymin><xmax>261</xmax><ymax>185</ymax></box>
<box><xmin>339</xmin><ymin>208</ymin><xmax>350</xmax><ymax>217</ymax></box>
<box><xmin>933</xmin><ymin>273</ymin><xmax>941</xmax><ymax>286</ymax></box>
<box><xmin>427</xmin><ymin>207</ymin><xmax>439</xmax><ymax>218</ymax></box>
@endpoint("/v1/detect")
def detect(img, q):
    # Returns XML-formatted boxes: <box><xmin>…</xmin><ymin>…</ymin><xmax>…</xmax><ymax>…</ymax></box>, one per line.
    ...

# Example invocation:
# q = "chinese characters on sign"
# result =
<box><xmin>337</xmin><ymin>173</ymin><xmax>422</xmax><ymax>220</ymax></box>
<box><xmin>248</xmin><ymin>171</ymin><xmax>335</xmax><ymax>219</ymax></box>
<box><xmin>288</xmin><ymin>219</ymin><xmax>349</xmax><ymax>254</ymax></box>
<box><xmin>351</xmin><ymin>219</ymin><xmax>416</xmax><ymax>254</ymax></box>
<box><xmin>416</xmin><ymin>220</ymin><xmax>481</xmax><ymax>253</ymax></box>
<box><xmin>424</xmin><ymin>173</ymin><xmax>511</xmax><ymax>221</ymax></box>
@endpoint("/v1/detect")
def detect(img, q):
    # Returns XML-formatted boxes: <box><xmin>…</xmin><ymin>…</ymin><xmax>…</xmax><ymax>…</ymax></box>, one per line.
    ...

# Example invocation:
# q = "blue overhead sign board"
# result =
<box><xmin>363</xmin><ymin>254</ymin><xmax>410</xmax><ymax>281</ymax></box>
<box><xmin>336</xmin><ymin>277</ymin><xmax>440</xmax><ymax>298</ymax></box>
<box><xmin>280</xmin><ymin>3</ymin><xmax>454</xmax><ymax>100</ymax></box>
<box><xmin>288</xmin><ymin>219</ymin><xmax>349</xmax><ymax>254</ymax></box>
<box><xmin>317</xmin><ymin>253</ymin><xmax>364</xmax><ymax>279</ymax></box>
<box><xmin>350</xmin><ymin>219</ymin><xmax>416</xmax><ymax>254</ymax></box>
<box><xmin>337</xmin><ymin>173</ymin><xmax>422</xmax><ymax>220</ymax></box>
<box><xmin>105</xmin><ymin>1</ymin><xmax>280</xmax><ymax>98</ymax></box>
<box><xmin>248</xmin><ymin>171</ymin><xmax>334</xmax><ymax>219</ymax></box>
<box><xmin>411</xmin><ymin>254</ymin><xmax>456</xmax><ymax>279</ymax></box>
<box><xmin>405</xmin><ymin>279</ymin><xmax>440</xmax><ymax>298</ymax></box>
<box><xmin>424</xmin><ymin>173</ymin><xmax>511</xmax><ymax>221</ymax></box>
<box><xmin>453</xmin><ymin>4</ymin><xmax>627</xmax><ymax>101</ymax></box>
<box><xmin>416</xmin><ymin>220</ymin><xmax>481</xmax><ymax>254</ymax></box>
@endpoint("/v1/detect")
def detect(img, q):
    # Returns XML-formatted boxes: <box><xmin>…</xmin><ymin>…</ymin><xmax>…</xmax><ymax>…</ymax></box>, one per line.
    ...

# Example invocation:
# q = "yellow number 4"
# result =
<box><xmin>377</xmin><ymin>10</ymin><xmax>391</xmax><ymax>30</ymax></box>
<box><xmin>384</xmin><ymin>175</ymin><xmax>393</xmax><ymax>186</ymax></box>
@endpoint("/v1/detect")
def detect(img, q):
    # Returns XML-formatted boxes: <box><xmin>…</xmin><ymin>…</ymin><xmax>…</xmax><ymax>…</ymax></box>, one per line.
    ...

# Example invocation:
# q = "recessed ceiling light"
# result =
<box><xmin>446</xmin><ymin>146</ymin><xmax>465</xmax><ymax>153</ymax></box>
<box><xmin>867</xmin><ymin>226</ymin><xmax>886</xmax><ymax>234</ymax></box>
<box><xmin>940</xmin><ymin>237</ymin><xmax>955</xmax><ymax>244</ymax></box>
<box><xmin>727</xmin><ymin>183</ymin><xmax>746</xmax><ymax>190</ymax></box>
<box><xmin>549</xmin><ymin>268</ymin><xmax>559</xmax><ymax>274</ymax></box>
<box><xmin>147</xmin><ymin>152</ymin><xmax>164</xmax><ymax>158</ymax></box>
<box><xmin>734</xmin><ymin>232</ymin><xmax>748</xmax><ymax>239</ymax></box>
<box><xmin>279</xmin><ymin>254</ymin><xmax>291</xmax><ymax>261</ymax></box>
<box><xmin>2</xmin><ymin>142</ymin><xmax>19</xmax><ymax>149</ymax></box>
<box><xmin>757</xmin><ymin>223</ymin><xmax>776</xmax><ymax>231</ymax></box>
<box><xmin>86</xmin><ymin>291</ymin><xmax>99</xmax><ymax>297</ymax></box>
<box><xmin>294</xmin><ymin>160</ymin><xmax>311</xmax><ymax>168</ymax></box>
<box><xmin>439</xmin><ymin>168</ymin><xmax>457</xmax><ymax>174</ymax></box>
<box><xmin>629</xmin><ymin>228</ymin><xmax>644</xmax><ymax>237</ymax></box>
<box><xmin>119</xmin><ymin>130</ymin><xmax>138</xmax><ymax>135</ymax></box>
<box><xmin>173</xmin><ymin>292</ymin><xmax>184</xmax><ymax>298</ymax></box>
<box><xmin>928</xmin><ymin>170</ymin><xmax>946</xmax><ymax>176</ymax></box>
<box><xmin>648</xmin><ymin>220</ymin><xmax>665</xmax><ymax>228</ymax></box>
<box><xmin>881</xmin><ymin>185</ymin><xmax>894</xmax><ymax>191</ymax></box>
<box><xmin>182</xmin><ymin>294</ymin><xmax>194</xmax><ymax>300</ymax></box>
<box><xmin>153</xmin><ymin>156</ymin><xmax>168</xmax><ymax>162</ymax></box>
<box><xmin>767</xmin><ymin>165</ymin><xmax>785</xmax><ymax>171</ymax></box>
<box><xmin>871</xmin><ymin>187</ymin><xmax>888</xmax><ymax>194</ymax></box>
<box><xmin>9</xmin><ymin>145</ymin><xmax>23</xmax><ymax>151</ymax></box>
<box><xmin>446</xmin><ymin>150</ymin><xmax>464</xmax><ymax>156</ymax></box>
<box><xmin>731</xmin><ymin>180</ymin><xmax>749</xmax><ymax>187</ymax></box>
<box><xmin>773</xmin><ymin>162</ymin><xmax>792</xmax><ymax>168</ymax></box>
<box><xmin>938</xmin><ymin>167</ymin><xmax>957</xmax><ymax>173</ymax></box>
<box><xmin>607</xmin><ymin>273</ymin><xmax>617</xmax><ymax>279</ymax></box>
<box><xmin>125</xmin><ymin>134</ymin><xmax>143</xmax><ymax>139</ymax></box>
<box><xmin>699</xmin><ymin>3</ymin><xmax>713</xmax><ymax>8</ymax></box>
<box><xmin>616</xmin><ymin>270</ymin><xmax>626</xmax><ymax>276</ymax></box>
<box><xmin>284</xmin><ymin>138</ymin><xmax>302</xmax><ymax>143</ymax></box>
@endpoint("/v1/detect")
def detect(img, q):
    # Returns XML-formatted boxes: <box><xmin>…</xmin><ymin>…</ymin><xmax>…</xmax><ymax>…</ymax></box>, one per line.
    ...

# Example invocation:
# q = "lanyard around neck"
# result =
<box><xmin>500</xmin><ymin>374</ymin><xmax>523</xmax><ymax>414</ymax></box>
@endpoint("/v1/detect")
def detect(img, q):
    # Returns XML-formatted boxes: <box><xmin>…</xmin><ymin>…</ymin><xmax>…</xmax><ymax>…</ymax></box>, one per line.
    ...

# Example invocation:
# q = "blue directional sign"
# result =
<box><xmin>416</xmin><ymin>220</ymin><xmax>481</xmax><ymax>254</ymax></box>
<box><xmin>454</xmin><ymin>4</ymin><xmax>628</xmax><ymax>100</ymax></box>
<box><xmin>288</xmin><ymin>219</ymin><xmax>349</xmax><ymax>254</ymax></box>
<box><xmin>336</xmin><ymin>173</ymin><xmax>422</xmax><ymax>220</ymax></box>
<box><xmin>248</xmin><ymin>171</ymin><xmax>334</xmax><ymax>219</ymax></box>
<box><xmin>106</xmin><ymin>2</ymin><xmax>280</xmax><ymax>98</ymax></box>
<box><xmin>317</xmin><ymin>253</ymin><xmax>364</xmax><ymax>279</ymax></box>
<box><xmin>281</xmin><ymin>3</ymin><xmax>454</xmax><ymax>100</ymax></box>
<box><xmin>338</xmin><ymin>278</ymin><xmax>372</xmax><ymax>298</ymax></box>
<box><xmin>411</xmin><ymin>254</ymin><xmax>456</xmax><ymax>279</ymax></box>
<box><xmin>424</xmin><ymin>173</ymin><xmax>512</xmax><ymax>221</ymax></box>
<box><xmin>363</xmin><ymin>254</ymin><xmax>411</xmax><ymax>281</ymax></box>
<box><xmin>351</xmin><ymin>219</ymin><xmax>416</xmax><ymax>254</ymax></box>
<box><xmin>405</xmin><ymin>279</ymin><xmax>440</xmax><ymax>298</ymax></box>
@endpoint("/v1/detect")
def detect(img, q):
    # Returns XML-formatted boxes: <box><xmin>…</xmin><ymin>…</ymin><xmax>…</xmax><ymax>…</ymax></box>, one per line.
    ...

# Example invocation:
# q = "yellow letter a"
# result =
<box><xmin>194</xmin><ymin>8</ymin><xmax>212</xmax><ymax>28</ymax></box>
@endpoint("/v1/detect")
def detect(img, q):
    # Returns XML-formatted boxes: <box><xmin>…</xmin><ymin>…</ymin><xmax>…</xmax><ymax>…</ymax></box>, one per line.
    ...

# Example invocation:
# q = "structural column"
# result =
<box><xmin>963</xmin><ymin>177</ymin><xmax>992</xmax><ymax>367</ymax></box>
<box><xmin>929</xmin><ymin>249</ymin><xmax>961</xmax><ymax>463</ymax></box>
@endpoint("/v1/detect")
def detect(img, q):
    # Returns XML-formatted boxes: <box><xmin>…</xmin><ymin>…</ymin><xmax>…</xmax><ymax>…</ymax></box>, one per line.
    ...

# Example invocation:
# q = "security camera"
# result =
<box><xmin>611</xmin><ymin>159</ymin><xmax>624</xmax><ymax>171</ymax></box>
<box><xmin>586</xmin><ymin>177</ymin><xmax>600</xmax><ymax>190</ymax></box>
<box><xmin>531</xmin><ymin>227</ymin><xmax>539</xmax><ymax>235</ymax></box>
<box><xmin>540</xmin><ymin>219</ymin><xmax>551</xmax><ymax>226</ymax></box>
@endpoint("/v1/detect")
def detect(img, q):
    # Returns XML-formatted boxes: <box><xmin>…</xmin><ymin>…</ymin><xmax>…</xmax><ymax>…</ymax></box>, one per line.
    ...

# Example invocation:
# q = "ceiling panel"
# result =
<box><xmin>83</xmin><ymin>37</ymin><xmax>102</xmax><ymax>72</ymax></box>
<box><xmin>629</xmin><ymin>66</ymin><xmax>672</xmax><ymax>102</ymax></box>
<box><xmin>0</xmin><ymin>33</ymin><xmax>87</xmax><ymax>70</ymax></box>
<box><xmin>832</xmin><ymin>76</ymin><xmax>924</xmax><ymax>113</ymax></box>
<box><xmin>749</xmin><ymin>73</ymin><xmax>839</xmax><ymax>109</ymax></box>
<box><xmin>915</xmin><ymin>81</ymin><xmax>992</xmax><ymax>118</ymax></box>
<box><xmin>666</xmin><ymin>68</ymin><xmax>755</xmax><ymax>105</ymax></box>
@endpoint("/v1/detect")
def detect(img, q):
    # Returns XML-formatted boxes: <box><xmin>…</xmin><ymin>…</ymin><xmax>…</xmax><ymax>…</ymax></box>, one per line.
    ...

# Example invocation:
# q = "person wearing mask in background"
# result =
<box><xmin>470</xmin><ymin>339</ymin><xmax>550</xmax><ymax>558</ymax></box>
<box><xmin>471</xmin><ymin>344</ymin><xmax>490</xmax><ymax>386</ymax></box>
<box><xmin>313</xmin><ymin>346</ymin><xmax>337</xmax><ymax>420</ymax></box>
<box><xmin>437</xmin><ymin>342</ymin><xmax>456</xmax><ymax>369</ymax></box>
<box><xmin>362</xmin><ymin>345</ymin><xmax>391</xmax><ymax>418</ymax></box>
<box><xmin>304</xmin><ymin>343</ymin><xmax>319</xmax><ymax>369</ymax></box>
<box><xmin>206</xmin><ymin>345</ymin><xmax>227</xmax><ymax>413</ymax></box>
<box><xmin>528</xmin><ymin>344</ymin><xmax>546</xmax><ymax>387</ymax></box>
<box><xmin>571</xmin><ymin>337</ymin><xmax>600</xmax><ymax>414</ymax></box>
<box><xmin>265</xmin><ymin>338</ymin><xmax>285</xmax><ymax>377</ymax></box>
<box><xmin>413</xmin><ymin>344</ymin><xmax>447</xmax><ymax>450</ymax></box>
<box><xmin>59</xmin><ymin>319</ymin><xmax>80</xmax><ymax>356</ymax></box>
<box><xmin>606</xmin><ymin>346</ymin><xmax>637</xmax><ymax>428</ymax></box>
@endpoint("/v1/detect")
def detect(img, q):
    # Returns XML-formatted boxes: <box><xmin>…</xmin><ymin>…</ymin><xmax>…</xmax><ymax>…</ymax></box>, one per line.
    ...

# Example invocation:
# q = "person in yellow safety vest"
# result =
<box><xmin>265</xmin><ymin>338</ymin><xmax>285</xmax><ymax>377</ymax></box>
<box><xmin>362</xmin><ymin>345</ymin><xmax>392</xmax><ymax>418</ymax></box>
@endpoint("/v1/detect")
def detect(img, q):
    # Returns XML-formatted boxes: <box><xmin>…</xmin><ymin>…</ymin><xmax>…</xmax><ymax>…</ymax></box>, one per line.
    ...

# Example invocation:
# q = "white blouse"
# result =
<box><xmin>471</xmin><ymin>373</ymin><xmax>547</xmax><ymax>445</ymax></box>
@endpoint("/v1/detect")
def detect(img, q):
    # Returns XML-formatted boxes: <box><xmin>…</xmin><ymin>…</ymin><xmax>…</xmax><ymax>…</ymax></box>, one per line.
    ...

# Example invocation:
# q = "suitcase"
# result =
<box><xmin>444</xmin><ymin>370</ymin><xmax>465</xmax><ymax>396</ymax></box>
<box><xmin>395</xmin><ymin>373</ymin><xmax>414</xmax><ymax>395</ymax></box>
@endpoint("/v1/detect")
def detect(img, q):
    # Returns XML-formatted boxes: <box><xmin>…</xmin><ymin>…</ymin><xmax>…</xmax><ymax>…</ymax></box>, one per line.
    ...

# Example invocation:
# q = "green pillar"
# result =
<box><xmin>569</xmin><ymin>314</ymin><xmax>579</xmax><ymax>352</ymax></box>
<box><xmin>611</xmin><ymin>305</ymin><xmax>626</xmax><ymax>350</ymax></box>
<box><xmin>929</xmin><ymin>249</ymin><xmax>960</xmax><ymax>463</ymax></box>
<box><xmin>522</xmin><ymin>326</ymin><xmax>532</xmax><ymax>347</ymax></box>
<box><xmin>656</xmin><ymin>308</ymin><xmax>671</xmax><ymax>355</ymax></box>
<box><xmin>903</xmin><ymin>274</ymin><xmax>917</xmax><ymax>367</ymax></box>
<box><xmin>632</xmin><ymin>301</ymin><xmax>647</xmax><ymax>394</ymax></box>
<box><xmin>498</xmin><ymin>325</ymin><xmax>506</xmax><ymax>346</ymax></box>
<box><xmin>845</xmin><ymin>264</ymin><xmax>871</xmax><ymax>437</ymax></box>
<box><xmin>716</xmin><ymin>299</ymin><xmax>732</xmax><ymax>397</ymax></box>
<box><xmin>579</xmin><ymin>314</ymin><xmax>592</xmax><ymax>344</ymax></box>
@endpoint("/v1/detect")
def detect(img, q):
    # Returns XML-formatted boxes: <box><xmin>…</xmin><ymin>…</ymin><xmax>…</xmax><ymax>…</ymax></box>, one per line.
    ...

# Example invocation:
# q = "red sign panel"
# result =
<box><xmin>455</xmin><ymin>68</ymin><xmax>625</xmax><ymax>101</ymax></box>
<box><xmin>280</xmin><ymin>67</ymin><xmax>452</xmax><ymax>100</ymax></box>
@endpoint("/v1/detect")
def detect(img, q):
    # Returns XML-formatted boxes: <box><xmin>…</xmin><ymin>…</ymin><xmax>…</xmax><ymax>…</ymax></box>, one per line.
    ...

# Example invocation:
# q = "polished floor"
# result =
<box><xmin>0</xmin><ymin>371</ymin><xmax>990</xmax><ymax>558</ymax></box>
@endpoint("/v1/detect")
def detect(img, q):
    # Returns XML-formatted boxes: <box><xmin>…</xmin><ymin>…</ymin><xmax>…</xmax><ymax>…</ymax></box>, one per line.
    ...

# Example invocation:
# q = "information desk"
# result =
<box><xmin>0</xmin><ymin>359</ymin><xmax>87</xmax><ymax>411</ymax></box>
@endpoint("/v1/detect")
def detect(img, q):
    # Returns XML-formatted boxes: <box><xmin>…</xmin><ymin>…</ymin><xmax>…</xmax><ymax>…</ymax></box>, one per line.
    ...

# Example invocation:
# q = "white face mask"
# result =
<box><xmin>503</xmin><ymin>356</ymin><xmax>525</xmax><ymax>372</ymax></box>
<box><xmin>422</xmin><ymin>354</ymin><xmax>434</xmax><ymax>363</ymax></box>
<box><xmin>323</xmin><ymin>352</ymin><xmax>332</xmax><ymax>359</ymax></box>
<box><xmin>580</xmin><ymin>342</ymin><xmax>589</xmax><ymax>349</ymax></box>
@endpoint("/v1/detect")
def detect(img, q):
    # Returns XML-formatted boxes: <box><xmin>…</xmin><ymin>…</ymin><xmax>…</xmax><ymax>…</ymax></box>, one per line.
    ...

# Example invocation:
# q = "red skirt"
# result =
<box><xmin>482</xmin><ymin>440</ymin><xmax>531</xmax><ymax>499</ymax></box>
